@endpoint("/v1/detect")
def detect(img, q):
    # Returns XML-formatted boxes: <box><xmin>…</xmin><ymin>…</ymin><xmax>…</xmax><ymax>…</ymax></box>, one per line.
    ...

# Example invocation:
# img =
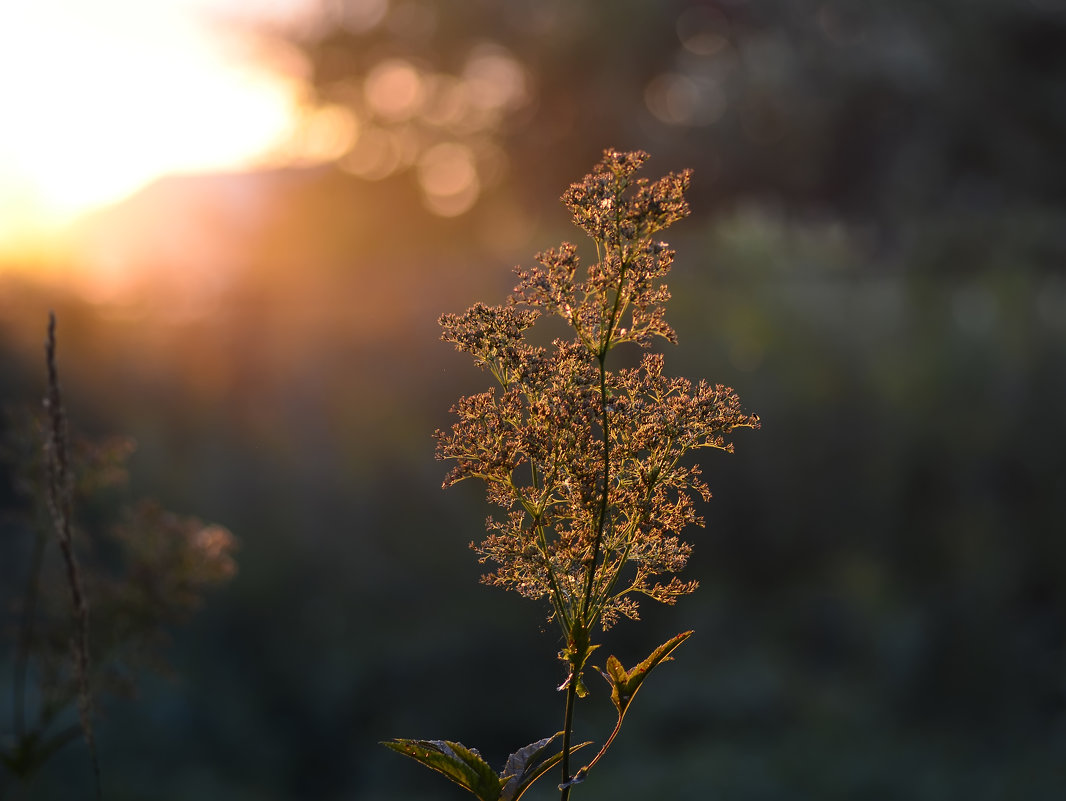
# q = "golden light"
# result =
<box><xmin>676</xmin><ymin>6</ymin><xmax>730</xmax><ymax>56</ymax></box>
<box><xmin>462</xmin><ymin>44</ymin><xmax>528</xmax><ymax>112</ymax></box>
<box><xmin>417</xmin><ymin>142</ymin><xmax>480</xmax><ymax>217</ymax></box>
<box><xmin>365</xmin><ymin>59</ymin><xmax>426</xmax><ymax>121</ymax></box>
<box><xmin>0</xmin><ymin>0</ymin><xmax>316</xmax><ymax>261</ymax></box>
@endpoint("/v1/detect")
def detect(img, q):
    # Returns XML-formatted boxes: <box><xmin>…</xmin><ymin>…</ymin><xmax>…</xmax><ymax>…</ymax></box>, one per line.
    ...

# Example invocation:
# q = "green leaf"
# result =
<box><xmin>382</xmin><ymin>739</ymin><xmax>501</xmax><ymax>801</ymax></box>
<box><xmin>499</xmin><ymin>733</ymin><xmax>593</xmax><ymax>801</ymax></box>
<box><xmin>600</xmin><ymin>631</ymin><xmax>693</xmax><ymax>717</ymax></box>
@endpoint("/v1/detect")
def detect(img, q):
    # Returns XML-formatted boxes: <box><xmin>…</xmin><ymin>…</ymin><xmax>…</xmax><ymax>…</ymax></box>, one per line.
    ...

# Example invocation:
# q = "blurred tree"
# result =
<box><xmin>271</xmin><ymin>0</ymin><xmax>1066</xmax><ymax>249</ymax></box>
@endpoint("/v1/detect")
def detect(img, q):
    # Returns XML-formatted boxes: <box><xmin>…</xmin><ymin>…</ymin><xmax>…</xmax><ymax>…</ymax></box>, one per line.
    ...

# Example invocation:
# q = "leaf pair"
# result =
<box><xmin>382</xmin><ymin>733</ymin><xmax>591</xmax><ymax>801</ymax></box>
<box><xmin>600</xmin><ymin>631</ymin><xmax>693</xmax><ymax>719</ymax></box>
<box><xmin>566</xmin><ymin>630</ymin><xmax>694</xmax><ymax>778</ymax></box>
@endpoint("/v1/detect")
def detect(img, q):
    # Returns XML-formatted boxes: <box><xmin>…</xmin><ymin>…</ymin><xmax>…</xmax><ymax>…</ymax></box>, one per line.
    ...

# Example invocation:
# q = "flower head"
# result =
<box><xmin>437</xmin><ymin>150</ymin><xmax>758</xmax><ymax>634</ymax></box>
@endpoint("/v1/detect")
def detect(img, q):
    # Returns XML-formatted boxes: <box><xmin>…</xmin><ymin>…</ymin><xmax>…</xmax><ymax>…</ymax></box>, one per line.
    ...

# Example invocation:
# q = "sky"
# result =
<box><xmin>0</xmin><ymin>0</ymin><xmax>322</xmax><ymax>258</ymax></box>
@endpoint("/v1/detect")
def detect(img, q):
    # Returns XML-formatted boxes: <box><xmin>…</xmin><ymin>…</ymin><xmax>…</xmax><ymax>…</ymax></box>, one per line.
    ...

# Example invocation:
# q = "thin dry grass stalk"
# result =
<box><xmin>42</xmin><ymin>312</ymin><xmax>102</xmax><ymax>800</ymax></box>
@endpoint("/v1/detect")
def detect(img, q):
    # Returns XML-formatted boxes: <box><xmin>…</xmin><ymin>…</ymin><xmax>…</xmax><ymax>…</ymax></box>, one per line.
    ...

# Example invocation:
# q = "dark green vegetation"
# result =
<box><xmin>2</xmin><ymin>0</ymin><xmax>1065</xmax><ymax>798</ymax></box>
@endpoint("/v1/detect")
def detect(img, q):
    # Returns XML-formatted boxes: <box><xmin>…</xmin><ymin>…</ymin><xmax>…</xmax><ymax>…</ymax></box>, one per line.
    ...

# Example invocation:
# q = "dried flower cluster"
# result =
<box><xmin>388</xmin><ymin>150</ymin><xmax>758</xmax><ymax>801</ymax></box>
<box><xmin>437</xmin><ymin>149</ymin><xmax>759</xmax><ymax>637</ymax></box>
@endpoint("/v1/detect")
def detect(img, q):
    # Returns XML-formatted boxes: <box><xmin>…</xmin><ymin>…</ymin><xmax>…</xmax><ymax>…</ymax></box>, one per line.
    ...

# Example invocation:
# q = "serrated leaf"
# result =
<box><xmin>604</xmin><ymin>654</ymin><xmax>626</xmax><ymax>685</ymax></box>
<box><xmin>498</xmin><ymin>733</ymin><xmax>593</xmax><ymax>801</ymax></box>
<box><xmin>500</xmin><ymin>734</ymin><xmax>558</xmax><ymax>786</ymax></box>
<box><xmin>601</xmin><ymin>631</ymin><xmax>693</xmax><ymax>716</ymax></box>
<box><xmin>383</xmin><ymin>739</ymin><xmax>501</xmax><ymax>801</ymax></box>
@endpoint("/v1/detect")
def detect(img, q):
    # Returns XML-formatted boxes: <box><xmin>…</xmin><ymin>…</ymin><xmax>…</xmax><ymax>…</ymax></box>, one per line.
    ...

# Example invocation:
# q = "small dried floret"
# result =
<box><xmin>440</xmin><ymin>303</ymin><xmax>541</xmax><ymax>387</ymax></box>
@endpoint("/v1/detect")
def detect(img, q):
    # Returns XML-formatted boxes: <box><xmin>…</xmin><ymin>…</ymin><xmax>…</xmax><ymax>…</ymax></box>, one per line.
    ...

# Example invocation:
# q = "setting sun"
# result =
<box><xmin>0</xmin><ymin>0</ymin><xmax>315</xmax><ymax>259</ymax></box>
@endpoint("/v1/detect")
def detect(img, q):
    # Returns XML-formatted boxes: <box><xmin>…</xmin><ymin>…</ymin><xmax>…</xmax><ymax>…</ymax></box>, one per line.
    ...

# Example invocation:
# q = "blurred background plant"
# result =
<box><xmin>0</xmin><ymin>0</ymin><xmax>1064</xmax><ymax>798</ymax></box>
<box><xmin>1</xmin><ymin>318</ymin><xmax>236</xmax><ymax>798</ymax></box>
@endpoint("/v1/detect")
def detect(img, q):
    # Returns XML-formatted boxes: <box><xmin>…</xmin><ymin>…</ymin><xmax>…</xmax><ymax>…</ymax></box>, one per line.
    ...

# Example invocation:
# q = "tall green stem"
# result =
<box><xmin>559</xmin><ymin>660</ymin><xmax>581</xmax><ymax>801</ymax></box>
<box><xmin>561</xmin><ymin>335</ymin><xmax>618</xmax><ymax>799</ymax></box>
<box><xmin>559</xmin><ymin>218</ymin><xmax>630</xmax><ymax>798</ymax></box>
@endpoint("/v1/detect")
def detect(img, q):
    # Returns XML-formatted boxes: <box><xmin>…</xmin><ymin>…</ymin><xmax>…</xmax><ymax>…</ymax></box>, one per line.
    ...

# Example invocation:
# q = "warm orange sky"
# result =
<box><xmin>0</xmin><ymin>0</ymin><xmax>330</xmax><ymax>259</ymax></box>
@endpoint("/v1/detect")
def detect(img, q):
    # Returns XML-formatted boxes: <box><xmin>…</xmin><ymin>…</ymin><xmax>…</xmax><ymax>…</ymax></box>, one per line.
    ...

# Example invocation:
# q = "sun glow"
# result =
<box><xmin>0</xmin><ymin>0</ymin><xmax>315</xmax><ymax>260</ymax></box>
